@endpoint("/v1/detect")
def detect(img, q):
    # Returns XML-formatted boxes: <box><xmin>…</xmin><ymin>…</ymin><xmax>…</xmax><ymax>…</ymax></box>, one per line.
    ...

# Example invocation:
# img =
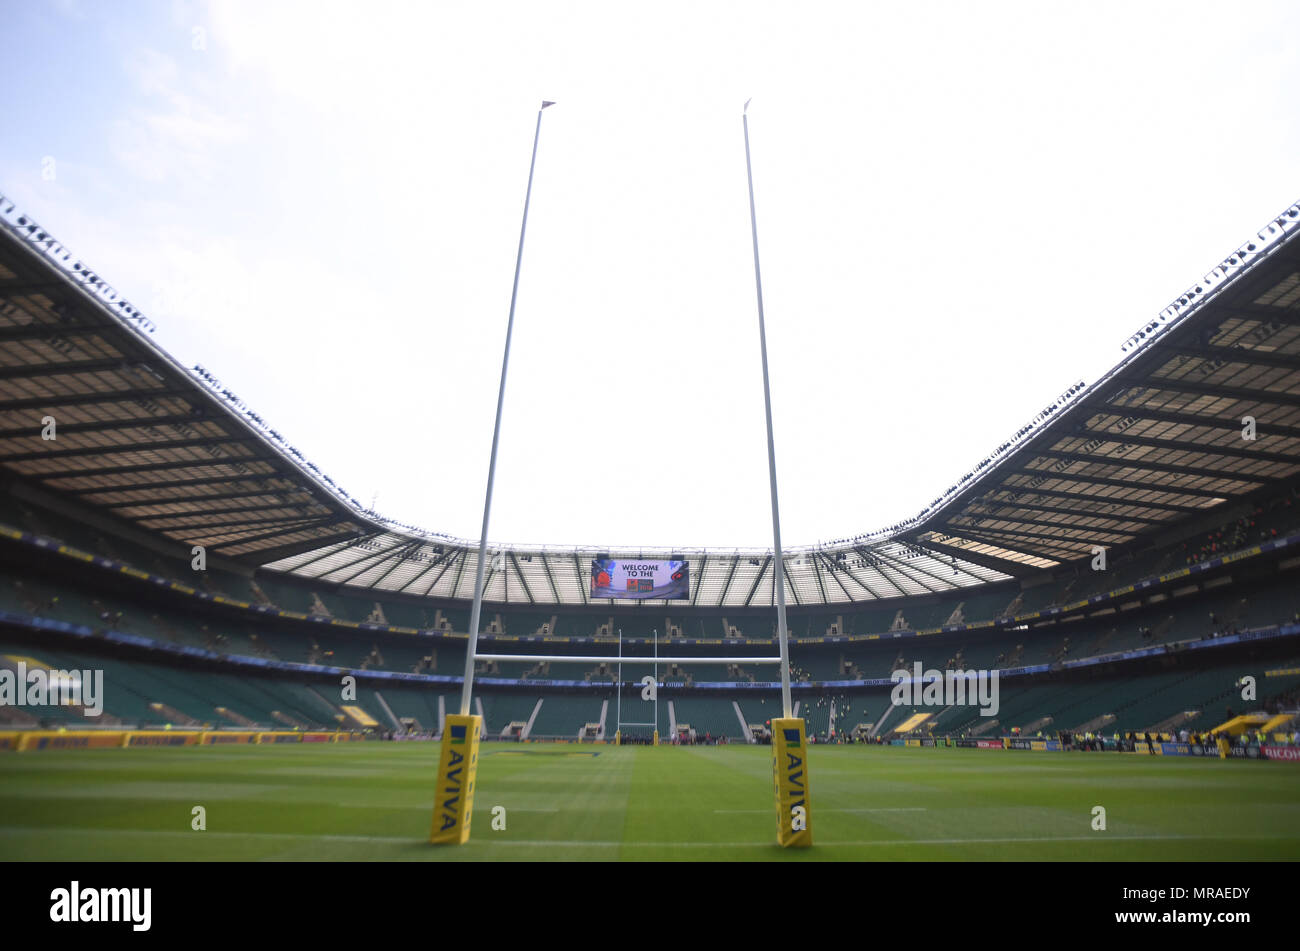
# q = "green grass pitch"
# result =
<box><xmin>1</xmin><ymin>742</ymin><xmax>1297</xmax><ymax>861</ymax></box>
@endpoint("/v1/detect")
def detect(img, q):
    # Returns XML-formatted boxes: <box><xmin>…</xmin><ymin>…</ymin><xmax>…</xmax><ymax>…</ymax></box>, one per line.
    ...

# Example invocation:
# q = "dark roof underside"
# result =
<box><xmin>1</xmin><ymin>194</ymin><xmax>1297</xmax><ymax>605</ymax></box>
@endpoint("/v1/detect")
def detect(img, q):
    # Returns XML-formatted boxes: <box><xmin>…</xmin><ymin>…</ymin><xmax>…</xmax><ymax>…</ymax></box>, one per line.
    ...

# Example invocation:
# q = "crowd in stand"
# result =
<box><xmin>1179</xmin><ymin>493</ymin><xmax>1299</xmax><ymax>567</ymax></box>
<box><xmin>670</xmin><ymin>732</ymin><xmax>728</xmax><ymax>745</ymax></box>
<box><xmin>1053</xmin><ymin>726</ymin><xmax>1299</xmax><ymax>752</ymax></box>
<box><xmin>1265</xmin><ymin>685</ymin><xmax>1300</xmax><ymax>715</ymax></box>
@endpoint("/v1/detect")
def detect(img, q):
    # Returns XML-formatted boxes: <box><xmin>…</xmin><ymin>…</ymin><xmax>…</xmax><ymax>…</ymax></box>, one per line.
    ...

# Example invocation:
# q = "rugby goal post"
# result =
<box><xmin>431</xmin><ymin>99</ymin><xmax>809</xmax><ymax>848</ymax></box>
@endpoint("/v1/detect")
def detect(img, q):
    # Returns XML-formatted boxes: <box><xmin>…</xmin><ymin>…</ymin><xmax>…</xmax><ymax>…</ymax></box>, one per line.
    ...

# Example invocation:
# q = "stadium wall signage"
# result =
<box><xmin>1262</xmin><ymin>745</ymin><xmax>1300</xmax><ymax>762</ymax></box>
<box><xmin>985</xmin><ymin>738</ymin><xmax>1064</xmax><ymax>751</ymax></box>
<box><xmin>1224</xmin><ymin>745</ymin><xmax>1265</xmax><ymax>759</ymax></box>
<box><xmin>900</xmin><ymin>738</ymin><xmax>1300</xmax><ymax>759</ymax></box>
<box><xmin>124</xmin><ymin>731</ymin><xmax>201</xmax><ymax>747</ymax></box>
<box><xmin>18</xmin><ymin>731</ymin><xmax>123</xmax><ymax>751</ymax></box>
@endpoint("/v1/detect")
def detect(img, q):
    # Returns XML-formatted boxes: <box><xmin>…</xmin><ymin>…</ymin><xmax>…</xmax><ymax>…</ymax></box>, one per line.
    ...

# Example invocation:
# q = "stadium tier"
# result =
<box><xmin>3</xmin><ymin>477</ymin><xmax>1300</xmax><ymax>742</ymax></box>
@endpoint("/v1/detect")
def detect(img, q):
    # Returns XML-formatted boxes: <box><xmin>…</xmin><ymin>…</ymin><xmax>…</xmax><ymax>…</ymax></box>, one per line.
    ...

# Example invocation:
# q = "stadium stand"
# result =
<box><xmin>1</xmin><ymin>195</ymin><xmax>1298</xmax><ymax>748</ymax></box>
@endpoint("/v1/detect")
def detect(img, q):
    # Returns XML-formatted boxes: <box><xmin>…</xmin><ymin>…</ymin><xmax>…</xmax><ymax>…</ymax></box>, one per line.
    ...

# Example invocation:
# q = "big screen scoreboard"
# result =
<box><xmin>590</xmin><ymin>559</ymin><xmax>689</xmax><ymax>600</ymax></box>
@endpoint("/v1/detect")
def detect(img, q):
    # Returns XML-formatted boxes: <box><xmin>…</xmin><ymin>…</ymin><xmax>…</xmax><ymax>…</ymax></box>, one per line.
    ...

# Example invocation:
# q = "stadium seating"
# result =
<box><xmin>530</xmin><ymin>695</ymin><xmax>606</xmax><ymax>738</ymax></box>
<box><xmin>3</xmin><ymin>483</ymin><xmax>1299</xmax><ymax>743</ymax></box>
<box><xmin>670</xmin><ymin>698</ymin><xmax>745</xmax><ymax>739</ymax></box>
<box><xmin>477</xmin><ymin>694</ymin><xmax>543</xmax><ymax>737</ymax></box>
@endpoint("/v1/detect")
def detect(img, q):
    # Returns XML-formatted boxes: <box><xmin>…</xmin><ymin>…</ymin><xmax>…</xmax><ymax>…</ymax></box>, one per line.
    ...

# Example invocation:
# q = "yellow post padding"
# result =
<box><xmin>771</xmin><ymin>717</ymin><xmax>812</xmax><ymax>848</ymax></box>
<box><xmin>430</xmin><ymin>714</ymin><xmax>482</xmax><ymax>845</ymax></box>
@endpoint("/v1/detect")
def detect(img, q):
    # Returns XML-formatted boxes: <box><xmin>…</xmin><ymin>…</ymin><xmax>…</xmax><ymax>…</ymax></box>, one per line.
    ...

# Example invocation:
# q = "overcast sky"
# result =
<box><xmin>2</xmin><ymin>1</ymin><xmax>1297</xmax><ymax>551</ymax></box>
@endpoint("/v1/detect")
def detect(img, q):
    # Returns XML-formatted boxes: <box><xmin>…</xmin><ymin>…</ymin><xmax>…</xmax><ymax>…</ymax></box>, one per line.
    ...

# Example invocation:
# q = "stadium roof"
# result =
<box><xmin>1</xmin><ymin>192</ymin><xmax>1298</xmax><ymax>607</ymax></box>
<box><xmin>902</xmin><ymin>205</ymin><xmax>1300</xmax><ymax>572</ymax></box>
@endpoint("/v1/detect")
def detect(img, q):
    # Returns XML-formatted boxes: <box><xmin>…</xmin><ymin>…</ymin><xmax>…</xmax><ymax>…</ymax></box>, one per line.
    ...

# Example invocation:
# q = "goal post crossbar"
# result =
<box><xmin>474</xmin><ymin>654</ymin><xmax>782</xmax><ymax>664</ymax></box>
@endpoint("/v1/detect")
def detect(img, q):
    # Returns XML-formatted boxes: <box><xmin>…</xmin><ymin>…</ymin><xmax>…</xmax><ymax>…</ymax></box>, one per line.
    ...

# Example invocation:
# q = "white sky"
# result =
<box><xmin>2</xmin><ymin>1</ymin><xmax>1297</xmax><ymax>550</ymax></box>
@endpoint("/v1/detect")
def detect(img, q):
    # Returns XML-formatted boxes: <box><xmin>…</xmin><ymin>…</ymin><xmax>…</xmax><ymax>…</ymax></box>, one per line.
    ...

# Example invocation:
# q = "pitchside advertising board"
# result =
<box><xmin>591</xmin><ymin>559</ymin><xmax>689</xmax><ymax>600</ymax></box>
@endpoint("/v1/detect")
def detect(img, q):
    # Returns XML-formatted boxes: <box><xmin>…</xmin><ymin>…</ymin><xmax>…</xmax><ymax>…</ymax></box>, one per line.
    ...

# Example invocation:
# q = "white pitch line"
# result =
<box><xmin>471</xmin><ymin>833</ymin><xmax>1286</xmax><ymax>847</ymax></box>
<box><xmin>713</xmin><ymin>807</ymin><xmax>927</xmax><ymax>813</ymax></box>
<box><xmin>0</xmin><ymin>828</ymin><xmax>418</xmax><ymax>845</ymax></box>
<box><xmin>840</xmin><ymin>808</ymin><xmax>929</xmax><ymax>813</ymax></box>
<box><xmin>0</xmin><ymin>828</ymin><xmax>1286</xmax><ymax>848</ymax></box>
<box><xmin>330</xmin><ymin>804</ymin><xmax>560</xmax><ymax>811</ymax></box>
